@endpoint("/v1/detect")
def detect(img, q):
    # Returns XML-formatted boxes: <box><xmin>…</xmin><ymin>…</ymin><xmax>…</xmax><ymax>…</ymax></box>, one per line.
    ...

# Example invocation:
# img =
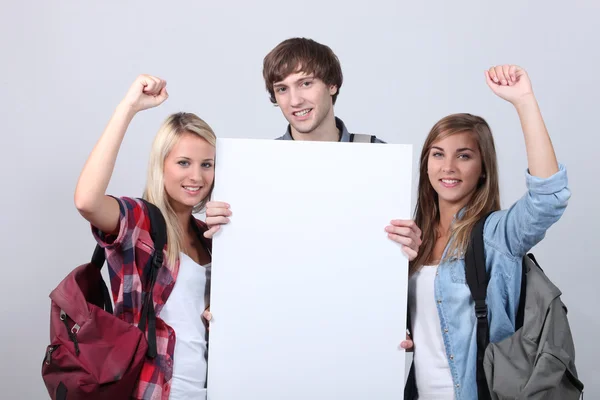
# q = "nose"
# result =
<box><xmin>442</xmin><ymin>158</ymin><xmax>456</xmax><ymax>174</ymax></box>
<box><xmin>289</xmin><ymin>88</ymin><xmax>303</xmax><ymax>107</ymax></box>
<box><xmin>189</xmin><ymin>166</ymin><xmax>203</xmax><ymax>184</ymax></box>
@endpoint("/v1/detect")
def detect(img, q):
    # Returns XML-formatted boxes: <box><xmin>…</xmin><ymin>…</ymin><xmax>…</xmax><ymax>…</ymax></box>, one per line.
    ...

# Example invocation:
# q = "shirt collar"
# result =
<box><xmin>281</xmin><ymin>117</ymin><xmax>350</xmax><ymax>142</ymax></box>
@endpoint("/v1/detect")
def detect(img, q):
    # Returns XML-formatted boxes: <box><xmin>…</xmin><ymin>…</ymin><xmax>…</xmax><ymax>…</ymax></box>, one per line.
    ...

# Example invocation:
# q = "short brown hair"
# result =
<box><xmin>263</xmin><ymin>37</ymin><xmax>343</xmax><ymax>105</ymax></box>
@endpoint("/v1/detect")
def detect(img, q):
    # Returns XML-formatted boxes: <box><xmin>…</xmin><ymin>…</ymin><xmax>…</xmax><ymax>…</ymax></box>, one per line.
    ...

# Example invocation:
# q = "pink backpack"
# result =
<box><xmin>41</xmin><ymin>199</ymin><xmax>166</xmax><ymax>399</ymax></box>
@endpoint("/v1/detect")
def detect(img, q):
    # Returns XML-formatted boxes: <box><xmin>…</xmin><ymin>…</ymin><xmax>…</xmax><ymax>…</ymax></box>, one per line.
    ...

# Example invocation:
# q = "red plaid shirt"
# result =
<box><xmin>92</xmin><ymin>196</ymin><xmax>211</xmax><ymax>400</ymax></box>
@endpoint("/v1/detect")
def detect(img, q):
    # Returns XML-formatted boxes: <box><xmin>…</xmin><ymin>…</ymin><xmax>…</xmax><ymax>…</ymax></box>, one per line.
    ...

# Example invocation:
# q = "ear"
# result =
<box><xmin>329</xmin><ymin>85</ymin><xmax>338</xmax><ymax>96</ymax></box>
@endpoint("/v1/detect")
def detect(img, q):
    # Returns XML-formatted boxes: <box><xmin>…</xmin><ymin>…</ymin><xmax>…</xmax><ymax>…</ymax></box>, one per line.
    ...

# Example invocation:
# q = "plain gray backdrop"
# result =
<box><xmin>1</xmin><ymin>1</ymin><xmax>598</xmax><ymax>398</ymax></box>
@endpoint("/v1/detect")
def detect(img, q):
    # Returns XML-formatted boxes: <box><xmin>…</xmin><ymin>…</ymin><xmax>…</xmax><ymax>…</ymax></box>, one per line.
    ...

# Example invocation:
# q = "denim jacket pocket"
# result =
<box><xmin>449</xmin><ymin>257</ymin><xmax>467</xmax><ymax>284</ymax></box>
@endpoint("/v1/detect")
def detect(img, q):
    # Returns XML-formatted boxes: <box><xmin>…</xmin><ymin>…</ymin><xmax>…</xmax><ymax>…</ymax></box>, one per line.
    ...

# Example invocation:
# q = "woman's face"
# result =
<box><xmin>427</xmin><ymin>131</ymin><xmax>483</xmax><ymax>210</ymax></box>
<box><xmin>163</xmin><ymin>132</ymin><xmax>215</xmax><ymax>212</ymax></box>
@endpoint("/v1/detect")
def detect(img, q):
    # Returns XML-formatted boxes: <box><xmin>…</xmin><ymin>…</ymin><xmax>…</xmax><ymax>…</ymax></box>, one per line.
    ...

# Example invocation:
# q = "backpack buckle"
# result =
<box><xmin>152</xmin><ymin>252</ymin><xmax>163</xmax><ymax>269</ymax></box>
<box><xmin>475</xmin><ymin>302</ymin><xmax>487</xmax><ymax>319</ymax></box>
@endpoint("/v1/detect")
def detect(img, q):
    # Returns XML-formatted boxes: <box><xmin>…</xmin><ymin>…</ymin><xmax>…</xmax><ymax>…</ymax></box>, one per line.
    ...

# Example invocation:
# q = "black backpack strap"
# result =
<box><xmin>514</xmin><ymin>255</ymin><xmax>531</xmax><ymax>330</ymax></box>
<box><xmin>349</xmin><ymin>133</ymin><xmax>376</xmax><ymax>143</ymax></box>
<box><xmin>465</xmin><ymin>212</ymin><xmax>493</xmax><ymax>400</ymax></box>
<box><xmin>91</xmin><ymin>240</ymin><xmax>114</xmax><ymax>315</ymax></box>
<box><xmin>137</xmin><ymin>199</ymin><xmax>168</xmax><ymax>359</ymax></box>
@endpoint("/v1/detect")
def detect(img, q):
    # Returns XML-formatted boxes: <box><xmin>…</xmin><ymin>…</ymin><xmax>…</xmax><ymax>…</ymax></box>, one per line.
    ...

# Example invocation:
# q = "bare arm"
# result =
<box><xmin>484</xmin><ymin>65</ymin><xmax>568</xmax><ymax>258</ymax></box>
<box><xmin>74</xmin><ymin>74</ymin><xmax>168</xmax><ymax>234</ymax></box>
<box><xmin>514</xmin><ymin>96</ymin><xmax>558</xmax><ymax>178</ymax></box>
<box><xmin>486</xmin><ymin>65</ymin><xmax>559</xmax><ymax>178</ymax></box>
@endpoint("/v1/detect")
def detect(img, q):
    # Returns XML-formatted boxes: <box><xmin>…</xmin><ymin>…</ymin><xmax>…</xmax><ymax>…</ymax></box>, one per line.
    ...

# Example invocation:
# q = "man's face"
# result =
<box><xmin>272</xmin><ymin>71</ymin><xmax>337</xmax><ymax>136</ymax></box>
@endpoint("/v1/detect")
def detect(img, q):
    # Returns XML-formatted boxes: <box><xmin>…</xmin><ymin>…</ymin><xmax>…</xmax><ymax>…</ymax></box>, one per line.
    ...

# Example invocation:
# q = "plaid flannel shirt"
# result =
<box><xmin>92</xmin><ymin>196</ymin><xmax>211</xmax><ymax>399</ymax></box>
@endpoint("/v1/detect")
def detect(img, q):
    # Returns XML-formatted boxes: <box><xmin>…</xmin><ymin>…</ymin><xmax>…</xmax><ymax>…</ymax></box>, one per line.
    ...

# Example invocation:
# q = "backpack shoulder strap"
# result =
<box><xmin>142</xmin><ymin>199</ymin><xmax>168</xmax><ymax>250</ymax></box>
<box><xmin>465</xmin><ymin>211</ymin><xmax>493</xmax><ymax>400</ymax></box>
<box><xmin>91</xmin><ymin>244</ymin><xmax>113</xmax><ymax>314</ymax></box>
<box><xmin>349</xmin><ymin>133</ymin><xmax>376</xmax><ymax>143</ymax></box>
<box><xmin>137</xmin><ymin>198</ymin><xmax>167</xmax><ymax>359</ymax></box>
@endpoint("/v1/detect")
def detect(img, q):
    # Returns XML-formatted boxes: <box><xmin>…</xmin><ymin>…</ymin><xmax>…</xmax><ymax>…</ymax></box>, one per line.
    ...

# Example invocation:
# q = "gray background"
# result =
<box><xmin>1</xmin><ymin>1</ymin><xmax>598</xmax><ymax>398</ymax></box>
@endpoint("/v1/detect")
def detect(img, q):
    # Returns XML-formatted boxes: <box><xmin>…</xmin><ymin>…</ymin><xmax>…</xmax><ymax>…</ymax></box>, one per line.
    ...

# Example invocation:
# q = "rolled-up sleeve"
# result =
<box><xmin>485</xmin><ymin>163</ymin><xmax>571</xmax><ymax>259</ymax></box>
<box><xmin>91</xmin><ymin>196</ymin><xmax>145</xmax><ymax>250</ymax></box>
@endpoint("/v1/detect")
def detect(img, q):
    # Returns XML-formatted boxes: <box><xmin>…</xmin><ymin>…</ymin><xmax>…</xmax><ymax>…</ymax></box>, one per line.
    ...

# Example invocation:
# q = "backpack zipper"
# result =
<box><xmin>60</xmin><ymin>310</ymin><xmax>81</xmax><ymax>355</ymax></box>
<box><xmin>44</xmin><ymin>344</ymin><xmax>59</xmax><ymax>365</ymax></box>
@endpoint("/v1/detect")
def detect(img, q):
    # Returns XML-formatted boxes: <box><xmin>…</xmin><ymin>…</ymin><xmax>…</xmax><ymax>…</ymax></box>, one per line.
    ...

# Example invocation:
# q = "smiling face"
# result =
<box><xmin>163</xmin><ymin>132</ymin><xmax>215</xmax><ymax>213</ymax></box>
<box><xmin>272</xmin><ymin>71</ymin><xmax>337</xmax><ymax>137</ymax></box>
<box><xmin>411</xmin><ymin>113</ymin><xmax>501</xmax><ymax>274</ymax></box>
<box><xmin>427</xmin><ymin>131</ymin><xmax>483</xmax><ymax>209</ymax></box>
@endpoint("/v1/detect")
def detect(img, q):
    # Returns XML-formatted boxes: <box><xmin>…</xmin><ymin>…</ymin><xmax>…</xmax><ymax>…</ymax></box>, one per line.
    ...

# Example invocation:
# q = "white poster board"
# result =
<box><xmin>207</xmin><ymin>138</ymin><xmax>412</xmax><ymax>400</ymax></box>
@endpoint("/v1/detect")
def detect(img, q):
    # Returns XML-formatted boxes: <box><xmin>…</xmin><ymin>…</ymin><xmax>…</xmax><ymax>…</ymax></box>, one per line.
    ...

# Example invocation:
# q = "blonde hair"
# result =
<box><xmin>410</xmin><ymin>113</ymin><xmax>501</xmax><ymax>275</ymax></box>
<box><xmin>143</xmin><ymin>112</ymin><xmax>216</xmax><ymax>268</ymax></box>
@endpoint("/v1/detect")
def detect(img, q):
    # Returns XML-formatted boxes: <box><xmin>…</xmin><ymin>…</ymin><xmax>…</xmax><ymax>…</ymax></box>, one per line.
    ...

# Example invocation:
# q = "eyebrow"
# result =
<box><xmin>431</xmin><ymin>146</ymin><xmax>475</xmax><ymax>152</ymax></box>
<box><xmin>273</xmin><ymin>75</ymin><xmax>314</xmax><ymax>87</ymax></box>
<box><xmin>177</xmin><ymin>156</ymin><xmax>215</xmax><ymax>162</ymax></box>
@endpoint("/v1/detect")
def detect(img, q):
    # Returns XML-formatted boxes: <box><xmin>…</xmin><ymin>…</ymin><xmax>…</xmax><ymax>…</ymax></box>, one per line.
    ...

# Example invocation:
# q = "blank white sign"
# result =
<box><xmin>207</xmin><ymin>138</ymin><xmax>412</xmax><ymax>400</ymax></box>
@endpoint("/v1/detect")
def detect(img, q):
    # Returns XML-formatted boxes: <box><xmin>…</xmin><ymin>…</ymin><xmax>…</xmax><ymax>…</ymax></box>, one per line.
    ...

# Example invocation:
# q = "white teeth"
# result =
<box><xmin>183</xmin><ymin>186</ymin><xmax>200</xmax><ymax>191</ymax></box>
<box><xmin>442</xmin><ymin>179</ymin><xmax>459</xmax><ymax>184</ymax></box>
<box><xmin>294</xmin><ymin>109</ymin><xmax>311</xmax><ymax>116</ymax></box>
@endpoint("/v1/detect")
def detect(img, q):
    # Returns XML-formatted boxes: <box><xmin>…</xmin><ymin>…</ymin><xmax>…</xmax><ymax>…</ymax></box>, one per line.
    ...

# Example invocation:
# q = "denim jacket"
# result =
<box><xmin>432</xmin><ymin>163</ymin><xmax>570</xmax><ymax>399</ymax></box>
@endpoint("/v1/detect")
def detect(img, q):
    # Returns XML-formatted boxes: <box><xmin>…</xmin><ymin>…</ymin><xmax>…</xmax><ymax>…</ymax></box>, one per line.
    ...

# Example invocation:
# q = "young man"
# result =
<box><xmin>205</xmin><ymin>37</ymin><xmax>421</xmax><ymax>259</ymax></box>
<box><xmin>201</xmin><ymin>36</ymin><xmax>419</xmax><ymax>356</ymax></box>
<box><xmin>263</xmin><ymin>37</ymin><xmax>386</xmax><ymax>143</ymax></box>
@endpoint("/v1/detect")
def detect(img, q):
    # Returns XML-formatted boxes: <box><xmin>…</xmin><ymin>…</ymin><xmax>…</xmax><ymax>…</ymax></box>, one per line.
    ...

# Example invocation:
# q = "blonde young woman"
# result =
<box><xmin>400</xmin><ymin>65</ymin><xmax>570</xmax><ymax>400</ymax></box>
<box><xmin>74</xmin><ymin>75</ymin><xmax>216</xmax><ymax>400</ymax></box>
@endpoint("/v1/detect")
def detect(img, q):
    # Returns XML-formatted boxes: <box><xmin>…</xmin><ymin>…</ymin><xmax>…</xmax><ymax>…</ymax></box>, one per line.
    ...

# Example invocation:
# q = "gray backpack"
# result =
<box><xmin>466</xmin><ymin>214</ymin><xmax>584</xmax><ymax>399</ymax></box>
<box><xmin>349</xmin><ymin>133</ymin><xmax>377</xmax><ymax>143</ymax></box>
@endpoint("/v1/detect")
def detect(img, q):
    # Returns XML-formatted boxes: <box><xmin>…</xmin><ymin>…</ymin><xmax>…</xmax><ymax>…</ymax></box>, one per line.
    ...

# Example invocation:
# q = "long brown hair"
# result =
<box><xmin>410</xmin><ymin>113</ymin><xmax>501</xmax><ymax>275</ymax></box>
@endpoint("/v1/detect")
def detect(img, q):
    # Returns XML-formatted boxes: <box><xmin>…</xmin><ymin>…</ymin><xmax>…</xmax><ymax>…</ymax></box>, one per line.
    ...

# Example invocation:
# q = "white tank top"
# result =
<box><xmin>159</xmin><ymin>252</ymin><xmax>211</xmax><ymax>399</ymax></box>
<box><xmin>408</xmin><ymin>265</ymin><xmax>456</xmax><ymax>400</ymax></box>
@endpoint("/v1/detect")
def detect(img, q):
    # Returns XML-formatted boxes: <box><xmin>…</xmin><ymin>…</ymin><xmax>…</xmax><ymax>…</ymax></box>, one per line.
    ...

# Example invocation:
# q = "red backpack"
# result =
<box><xmin>41</xmin><ymin>199</ymin><xmax>166</xmax><ymax>399</ymax></box>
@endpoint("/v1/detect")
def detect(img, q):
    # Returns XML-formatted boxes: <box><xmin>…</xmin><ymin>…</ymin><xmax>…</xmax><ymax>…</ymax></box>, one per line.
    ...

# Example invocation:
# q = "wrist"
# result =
<box><xmin>512</xmin><ymin>93</ymin><xmax>537</xmax><ymax>110</ymax></box>
<box><xmin>115</xmin><ymin>101</ymin><xmax>139</xmax><ymax>119</ymax></box>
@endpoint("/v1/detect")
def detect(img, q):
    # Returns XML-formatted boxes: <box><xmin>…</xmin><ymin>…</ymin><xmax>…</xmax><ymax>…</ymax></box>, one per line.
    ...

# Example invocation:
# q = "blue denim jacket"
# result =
<box><xmin>432</xmin><ymin>164</ymin><xmax>570</xmax><ymax>399</ymax></box>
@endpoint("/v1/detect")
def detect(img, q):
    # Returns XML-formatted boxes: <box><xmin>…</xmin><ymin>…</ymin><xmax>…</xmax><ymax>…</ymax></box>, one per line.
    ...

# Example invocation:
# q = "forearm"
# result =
<box><xmin>514</xmin><ymin>94</ymin><xmax>559</xmax><ymax>178</ymax></box>
<box><xmin>74</xmin><ymin>103</ymin><xmax>136</xmax><ymax>212</ymax></box>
